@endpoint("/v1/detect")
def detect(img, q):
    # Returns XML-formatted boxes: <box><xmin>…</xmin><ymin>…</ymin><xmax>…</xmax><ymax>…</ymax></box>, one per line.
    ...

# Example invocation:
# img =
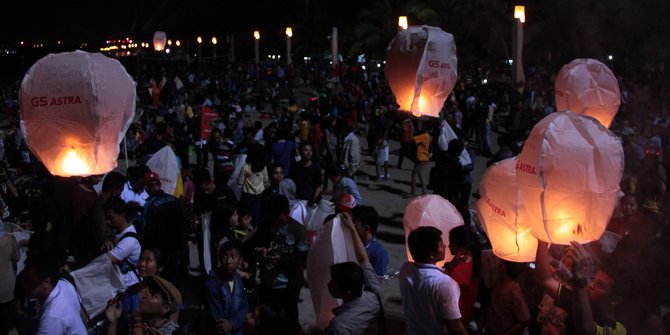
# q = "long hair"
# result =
<box><xmin>246</xmin><ymin>144</ymin><xmax>266</xmax><ymax>173</ymax></box>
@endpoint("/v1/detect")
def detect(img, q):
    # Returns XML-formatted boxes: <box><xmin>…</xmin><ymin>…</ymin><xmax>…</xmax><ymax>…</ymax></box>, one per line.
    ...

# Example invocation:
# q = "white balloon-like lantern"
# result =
<box><xmin>476</xmin><ymin>158</ymin><xmax>537</xmax><ymax>262</ymax></box>
<box><xmin>385</xmin><ymin>25</ymin><xmax>458</xmax><ymax>117</ymax></box>
<box><xmin>555</xmin><ymin>58</ymin><xmax>621</xmax><ymax>128</ymax></box>
<box><xmin>19</xmin><ymin>50</ymin><xmax>135</xmax><ymax>177</ymax></box>
<box><xmin>153</xmin><ymin>31</ymin><xmax>167</xmax><ymax>51</ymax></box>
<box><xmin>403</xmin><ymin>194</ymin><xmax>464</xmax><ymax>267</ymax></box>
<box><xmin>516</xmin><ymin>111</ymin><xmax>624</xmax><ymax>245</ymax></box>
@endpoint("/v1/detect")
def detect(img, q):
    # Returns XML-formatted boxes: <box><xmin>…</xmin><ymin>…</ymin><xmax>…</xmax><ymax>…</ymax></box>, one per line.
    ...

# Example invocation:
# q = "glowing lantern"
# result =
<box><xmin>19</xmin><ymin>50</ymin><xmax>135</xmax><ymax>177</ymax></box>
<box><xmin>516</xmin><ymin>111</ymin><xmax>624</xmax><ymax>245</ymax></box>
<box><xmin>253</xmin><ymin>31</ymin><xmax>260</xmax><ymax>40</ymax></box>
<box><xmin>514</xmin><ymin>6</ymin><xmax>526</xmax><ymax>23</ymax></box>
<box><xmin>398</xmin><ymin>16</ymin><xmax>408</xmax><ymax>30</ymax></box>
<box><xmin>476</xmin><ymin>158</ymin><xmax>537</xmax><ymax>262</ymax></box>
<box><xmin>285</xmin><ymin>27</ymin><xmax>293</xmax><ymax>37</ymax></box>
<box><xmin>385</xmin><ymin>25</ymin><xmax>458</xmax><ymax>117</ymax></box>
<box><xmin>403</xmin><ymin>195</ymin><xmax>463</xmax><ymax>266</ymax></box>
<box><xmin>555</xmin><ymin>58</ymin><xmax>621</xmax><ymax>128</ymax></box>
<box><xmin>153</xmin><ymin>31</ymin><xmax>167</xmax><ymax>51</ymax></box>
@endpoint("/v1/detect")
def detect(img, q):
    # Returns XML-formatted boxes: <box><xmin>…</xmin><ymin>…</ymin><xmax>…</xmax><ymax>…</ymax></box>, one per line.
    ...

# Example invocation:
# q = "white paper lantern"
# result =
<box><xmin>403</xmin><ymin>194</ymin><xmax>464</xmax><ymax>266</ymax></box>
<box><xmin>517</xmin><ymin>111</ymin><xmax>624</xmax><ymax>245</ymax></box>
<box><xmin>555</xmin><ymin>58</ymin><xmax>621</xmax><ymax>128</ymax></box>
<box><xmin>19</xmin><ymin>50</ymin><xmax>135</xmax><ymax>177</ymax></box>
<box><xmin>476</xmin><ymin>158</ymin><xmax>537</xmax><ymax>262</ymax></box>
<box><xmin>153</xmin><ymin>31</ymin><xmax>167</xmax><ymax>51</ymax></box>
<box><xmin>385</xmin><ymin>25</ymin><xmax>458</xmax><ymax>117</ymax></box>
<box><xmin>306</xmin><ymin>215</ymin><xmax>357</xmax><ymax>329</ymax></box>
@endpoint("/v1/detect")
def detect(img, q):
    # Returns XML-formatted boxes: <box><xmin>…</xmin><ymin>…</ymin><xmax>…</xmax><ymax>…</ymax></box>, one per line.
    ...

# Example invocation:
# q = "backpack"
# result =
<box><xmin>116</xmin><ymin>231</ymin><xmax>143</xmax><ymax>277</ymax></box>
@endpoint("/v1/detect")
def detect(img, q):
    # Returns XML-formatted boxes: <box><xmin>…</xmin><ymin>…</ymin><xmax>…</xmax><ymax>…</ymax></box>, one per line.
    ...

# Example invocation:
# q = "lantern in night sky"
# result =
<box><xmin>385</xmin><ymin>25</ymin><xmax>458</xmax><ymax>117</ymax></box>
<box><xmin>153</xmin><ymin>31</ymin><xmax>167</xmax><ymax>51</ymax></box>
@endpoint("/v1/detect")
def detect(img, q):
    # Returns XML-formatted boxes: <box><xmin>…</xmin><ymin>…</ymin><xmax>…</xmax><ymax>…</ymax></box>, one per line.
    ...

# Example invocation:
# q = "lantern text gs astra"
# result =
<box><xmin>30</xmin><ymin>96</ymin><xmax>82</xmax><ymax>107</ymax></box>
<box><xmin>427</xmin><ymin>60</ymin><xmax>451</xmax><ymax>69</ymax></box>
<box><xmin>515</xmin><ymin>162</ymin><xmax>537</xmax><ymax>175</ymax></box>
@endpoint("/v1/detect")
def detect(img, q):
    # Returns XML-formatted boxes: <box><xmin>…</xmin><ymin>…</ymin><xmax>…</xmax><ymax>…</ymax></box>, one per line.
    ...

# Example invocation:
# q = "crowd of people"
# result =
<box><xmin>0</xmin><ymin>52</ymin><xmax>668</xmax><ymax>335</ymax></box>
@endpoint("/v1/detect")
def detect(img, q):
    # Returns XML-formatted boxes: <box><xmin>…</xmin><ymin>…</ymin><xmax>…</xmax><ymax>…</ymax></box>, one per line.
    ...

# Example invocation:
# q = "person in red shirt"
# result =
<box><xmin>444</xmin><ymin>225</ymin><xmax>481</xmax><ymax>330</ymax></box>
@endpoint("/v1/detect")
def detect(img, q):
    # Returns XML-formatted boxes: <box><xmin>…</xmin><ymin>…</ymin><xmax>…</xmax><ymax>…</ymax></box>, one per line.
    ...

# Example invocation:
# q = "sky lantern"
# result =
<box><xmin>476</xmin><ymin>158</ymin><xmax>537</xmax><ymax>262</ymax></box>
<box><xmin>516</xmin><ymin>111</ymin><xmax>624</xmax><ymax>245</ymax></box>
<box><xmin>306</xmin><ymin>215</ymin><xmax>357</xmax><ymax>329</ymax></box>
<box><xmin>555</xmin><ymin>58</ymin><xmax>621</xmax><ymax>128</ymax></box>
<box><xmin>403</xmin><ymin>195</ymin><xmax>464</xmax><ymax>266</ymax></box>
<box><xmin>153</xmin><ymin>31</ymin><xmax>167</xmax><ymax>51</ymax></box>
<box><xmin>385</xmin><ymin>25</ymin><xmax>458</xmax><ymax>117</ymax></box>
<box><xmin>19</xmin><ymin>50</ymin><xmax>135</xmax><ymax>177</ymax></box>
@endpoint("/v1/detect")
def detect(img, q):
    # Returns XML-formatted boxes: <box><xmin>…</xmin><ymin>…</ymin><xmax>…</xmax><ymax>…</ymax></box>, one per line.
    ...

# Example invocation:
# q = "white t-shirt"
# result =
<box><xmin>110</xmin><ymin>225</ymin><xmax>141</xmax><ymax>288</ymax></box>
<box><xmin>37</xmin><ymin>280</ymin><xmax>87</xmax><ymax>335</ymax></box>
<box><xmin>120</xmin><ymin>182</ymin><xmax>149</xmax><ymax>207</ymax></box>
<box><xmin>398</xmin><ymin>262</ymin><xmax>462</xmax><ymax>335</ymax></box>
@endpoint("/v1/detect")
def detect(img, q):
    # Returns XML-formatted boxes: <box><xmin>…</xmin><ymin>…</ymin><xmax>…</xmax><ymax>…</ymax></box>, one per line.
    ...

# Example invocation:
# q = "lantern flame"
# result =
<box><xmin>254</xmin><ymin>31</ymin><xmax>261</xmax><ymax>40</ymax></box>
<box><xmin>286</xmin><ymin>27</ymin><xmax>293</xmax><ymax>37</ymax></box>
<box><xmin>514</xmin><ymin>6</ymin><xmax>525</xmax><ymax>23</ymax></box>
<box><xmin>398</xmin><ymin>16</ymin><xmax>408</xmax><ymax>30</ymax></box>
<box><xmin>62</xmin><ymin>148</ymin><xmax>88</xmax><ymax>176</ymax></box>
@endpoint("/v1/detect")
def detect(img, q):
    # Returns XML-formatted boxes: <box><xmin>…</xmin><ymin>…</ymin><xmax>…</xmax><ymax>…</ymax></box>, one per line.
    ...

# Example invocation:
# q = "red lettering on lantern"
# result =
<box><xmin>31</xmin><ymin>97</ymin><xmax>49</xmax><ymax>107</ymax></box>
<box><xmin>47</xmin><ymin>96</ymin><xmax>82</xmax><ymax>106</ymax></box>
<box><xmin>486</xmin><ymin>198</ymin><xmax>506</xmax><ymax>217</ymax></box>
<box><xmin>427</xmin><ymin>60</ymin><xmax>451</xmax><ymax>69</ymax></box>
<box><xmin>515</xmin><ymin>161</ymin><xmax>537</xmax><ymax>175</ymax></box>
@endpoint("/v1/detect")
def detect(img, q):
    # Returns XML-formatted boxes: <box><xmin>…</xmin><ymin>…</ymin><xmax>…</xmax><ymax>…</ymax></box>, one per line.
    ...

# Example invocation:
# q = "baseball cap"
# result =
<box><xmin>144</xmin><ymin>275</ymin><xmax>182</xmax><ymax>320</ymax></box>
<box><xmin>143</xmin><ymin>171</ymin><xmax>161</xmax><ymax>185</ymax></box>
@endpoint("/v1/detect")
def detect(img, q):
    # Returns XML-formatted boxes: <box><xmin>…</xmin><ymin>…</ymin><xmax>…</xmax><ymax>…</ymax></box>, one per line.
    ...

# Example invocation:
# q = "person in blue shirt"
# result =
<box><xmin>203</xmin><ymin>240</ymin><xmax>249</xmax><ymax>335</ymax></box>
<box><xmin>351</xmin><ymin>205</ymin><xmax>389</xmax><ymax>276</ymax></box>
<box><xmin>327</xmin><ymin>164</ymin><xmax>363</xmax><ymax>206</ymax></box>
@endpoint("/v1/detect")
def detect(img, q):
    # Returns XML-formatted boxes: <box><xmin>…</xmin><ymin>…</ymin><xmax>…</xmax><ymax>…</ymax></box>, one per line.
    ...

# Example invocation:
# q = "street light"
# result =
<box><xmin>253</xmin><ymin>31</ymin><xmax>260</xmax><ymax>63</ymax></box>
<box><xmin>212</xmin><ymin>37</ymin><xmax>218</xmax><ymax>64</ymax></box>
<box><xmin>398</xmin><ymin>16</ymin><xmax>408</xmax><ymax>30</ymax></box>
<box><xmin>512</xmin><ymin>5</ymin><xmax>525</xmax><ymax>84</ymax></box>
<box><xmin>285</xmin><ymin>27</ymin><xmax>293</xmax><ymax>65</ymax></box>
<box><xmin>197</xmin><ymin>36</ymin><xmax>202</xmax><ymax>60</ymax></box>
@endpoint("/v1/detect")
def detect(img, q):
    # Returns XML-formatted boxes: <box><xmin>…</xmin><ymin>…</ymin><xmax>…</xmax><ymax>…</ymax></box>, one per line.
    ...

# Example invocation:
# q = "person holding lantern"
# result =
<box><xmin>535</xmin><ymin>240</ymin><xmax>628</xmax><ymax>335</ymax></box>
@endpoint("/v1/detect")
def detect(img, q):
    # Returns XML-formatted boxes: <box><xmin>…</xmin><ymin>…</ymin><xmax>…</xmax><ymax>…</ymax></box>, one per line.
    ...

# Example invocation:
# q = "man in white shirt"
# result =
<box><xmin>103</xmin><ymin>197</ymin><xmax>141</xmax><ymax>288</ymax></box>
<box><xmin>20</xmin><ymin>259</ymin><xmax>87</xmax><ymax>335</ymax></box>
<box><xmin>120</xmin><ymin>166</ymin><xmax>150</xmax><ymax>208</ymax></box>
<box><xmin>398</xmin><ymin>226</ymin><xmax>468</xmax><ymax>335</ymax></box>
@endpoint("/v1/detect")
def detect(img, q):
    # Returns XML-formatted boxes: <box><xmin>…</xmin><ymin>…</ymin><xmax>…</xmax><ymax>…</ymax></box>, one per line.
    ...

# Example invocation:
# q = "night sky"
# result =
<box><xmin>0</xmin><ymin>0</ymin><xmax>366</xmax><ymax>45</ymax></box>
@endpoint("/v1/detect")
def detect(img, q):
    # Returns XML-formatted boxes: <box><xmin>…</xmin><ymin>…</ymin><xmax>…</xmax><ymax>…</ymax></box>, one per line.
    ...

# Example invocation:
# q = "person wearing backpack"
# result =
<box><xmin>103</xmin><ymin>197</ymin><xmax>142</xmax><ymax>289</ymax></box>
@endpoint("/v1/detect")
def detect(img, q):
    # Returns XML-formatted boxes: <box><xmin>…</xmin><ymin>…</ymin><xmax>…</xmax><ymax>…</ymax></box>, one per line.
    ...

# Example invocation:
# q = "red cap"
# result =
<box><xmin>143</xmin><ymin>171</ymin><xmax>161</xmax><ymax>185</ymax></box>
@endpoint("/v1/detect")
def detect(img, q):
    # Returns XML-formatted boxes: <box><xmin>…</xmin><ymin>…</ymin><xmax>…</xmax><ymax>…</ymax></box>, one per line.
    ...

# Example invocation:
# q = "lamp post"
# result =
<box><xmin>211</xmin><ymin>36</ymin><xmax>218</xmax><ymax>64</ymax></box>
<box><xmin>285</xmin><ymin>27</ymin><xmax>293</xmax><ymax>66</ymax></box>
<box><xmin>197</xmin><ymin>36</ymin><xmax>203</xmax><ymax>63</ymax></box>
<box><xmin>331</xmin><ymin>27</ymin><xmax>338</xmax><ymax>67</ymax></box>
<box><xmin>253</xmin><ymin>31</ymin><xmax>260</xmax><ymax>63</ymax></box>
<box><xmin>512</xmin><ymin>5</ymin><xmax>525</xmax><ymax>84</ymax></box>
<box><xmin>398</xmin><ymin>16</ymin><xmax>408</xmax><ymax>30</ymax></box>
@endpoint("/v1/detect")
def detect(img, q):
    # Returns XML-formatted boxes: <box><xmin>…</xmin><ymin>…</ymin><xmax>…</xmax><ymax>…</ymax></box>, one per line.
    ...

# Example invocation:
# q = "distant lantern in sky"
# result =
<box><xmin>153</xmin><ymin>31</ymin><xmax>167</xmax><ymax>51</ymax></box>
<box><xmin>516</xmin><ymin>111</ymin><xmax>624</xmax><ymax>245</ymax></box>
<box><xmin>555</xmin><ymin>58</ymin><xmax>621</xmax><ymax>128</ymax></box>
<box><xmin>385</xmin><ymin>25</ymin><xmax>458</xmax><ymax>117</ymax></box>
<box><xmin>19</xmin><ymin>50</ymin><xmax>135</xmax><ymax>177</ymax></box>
<box><xmin>514</xmin><ymin>6</ymin><xmax>526</xmax><ymax>23</ymax></box>
<box><xmin>476</xmin><ymin>158</ymin><xmax>537</xmax><ymax>262</ymax></box>
<box><xmin>403</xmin><ymin>195</ymin><xmax>464</xmax><ymax>267</ymax></box>
<box><xmin>254</xmin><ymin>31</ymin><xmax>260</xmax><ymax>40</ymax></box>
<box><xmin>286</xmin><ymin>27</ymin><xmax>293</xmax><ymax>37</ymax></box>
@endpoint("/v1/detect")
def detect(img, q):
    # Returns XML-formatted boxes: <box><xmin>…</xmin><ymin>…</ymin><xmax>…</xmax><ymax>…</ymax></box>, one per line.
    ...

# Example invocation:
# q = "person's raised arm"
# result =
<box><xmin>535</xmin><ymin>240</ymin><xmax>561</xmax><ymax>299</ymax></box>
<box><xmin>339</xmin><ymin>212</ymin><xmax>368</xmax><ymax>265</ymax></box>
<box><xmin>569</xmin><ymin>241</ymin><xmax>596</xmax><ymax>335</ymax></box>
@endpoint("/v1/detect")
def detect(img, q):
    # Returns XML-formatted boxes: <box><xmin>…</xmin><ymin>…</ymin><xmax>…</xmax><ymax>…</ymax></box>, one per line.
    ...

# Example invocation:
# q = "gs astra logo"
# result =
<box><xmin>427</xmin><ymin>60</ymin><xmax>451</xmax><ymax>69</ymax></box>
<box><xmin>30</xmin><ymin>96</ymin><xmax>82</xmax><ymax>107</ymax></box>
